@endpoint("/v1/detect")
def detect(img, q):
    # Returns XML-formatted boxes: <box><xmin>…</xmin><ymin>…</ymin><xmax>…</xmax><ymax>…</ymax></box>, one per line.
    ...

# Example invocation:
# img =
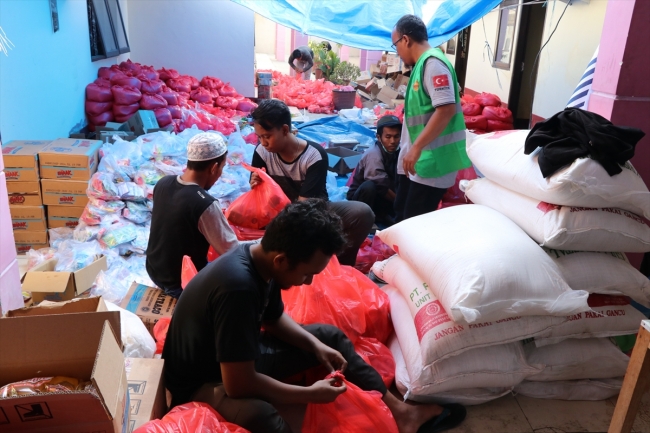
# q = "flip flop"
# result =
<box><xmin>417</xmin><ymin>403</ymin><xmax>467</xmax><ymax>433</ymax></box>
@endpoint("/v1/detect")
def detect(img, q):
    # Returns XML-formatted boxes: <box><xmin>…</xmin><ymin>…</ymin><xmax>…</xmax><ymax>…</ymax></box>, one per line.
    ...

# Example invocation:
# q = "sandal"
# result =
<box><xmin>417</xmin><ymin>403</ymin><xmax>467</xmax><ymax>433</ymax></box>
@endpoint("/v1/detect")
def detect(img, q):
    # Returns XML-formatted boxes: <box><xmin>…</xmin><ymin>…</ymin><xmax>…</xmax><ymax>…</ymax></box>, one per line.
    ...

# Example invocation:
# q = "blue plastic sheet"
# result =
<box><xmin>296</xmin><ymin>116</ymin><xmax>376</xmax><ymax>150</ymax></box>
<box><xmin>231</xmin><ymin>0</ymin><xmax>500</xmax><ymax>51</ymax></box>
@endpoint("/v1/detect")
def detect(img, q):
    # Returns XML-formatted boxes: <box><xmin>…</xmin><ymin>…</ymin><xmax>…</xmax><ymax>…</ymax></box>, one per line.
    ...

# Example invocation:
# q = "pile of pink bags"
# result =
<box><xmin>461</xmin><ymin>92</ymin><xmax>514</xmax><ymax>134</ymax></box>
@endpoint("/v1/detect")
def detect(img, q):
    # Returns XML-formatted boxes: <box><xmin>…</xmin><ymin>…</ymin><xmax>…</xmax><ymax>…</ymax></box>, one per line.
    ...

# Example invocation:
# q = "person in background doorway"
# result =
<box><xmin>146</xmin><ymin>132</ymin><xmax>238</xmax><ymax>298</ymax></box>
<box><xmin>347</xmin><ymin>115</ymin><xmax>402</xmax><ymax>225</ymax></box>
<box><xmin>163</xmin><ymin>199</ymin><xmax>467</xmax><ymax>433</ymax></box>
<box><xmin>250</xmin><ymin>99</ymin><xmax>375</xmax><ymax>267</ymax></box>
<box><xmin>391</xmin><ymin>15</ymin><xmax>471</xmax><ymax>221</ymax></box>
<box><xmin>288</xmin><ymin>46</ymin><xmax>314</xmax><ymax>80</ymax></box>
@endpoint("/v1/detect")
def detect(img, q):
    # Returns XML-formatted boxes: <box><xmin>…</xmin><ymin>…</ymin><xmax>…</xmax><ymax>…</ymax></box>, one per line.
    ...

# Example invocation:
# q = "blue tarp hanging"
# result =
<box><xmin>232</xmin><ymin>0</ymin><xmax>501</xmax><ymax>52</ymax></box>
<box><xmin>296</xmin><ymin>116</ymin><xmax>376</xmax><ymax>150</ymax></box>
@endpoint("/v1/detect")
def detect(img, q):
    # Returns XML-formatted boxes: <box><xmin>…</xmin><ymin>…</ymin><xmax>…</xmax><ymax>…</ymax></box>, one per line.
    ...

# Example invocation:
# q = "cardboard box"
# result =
<box><xmin>0</xmin><ymin>317</ymin><xmax>128</xmax><ymax>432</ymax></box>
<box><xmin>127</xmin><ymin>110</ymin><xmax>159</xmax><ymax>136</ymax></box>
<box><xmin>125</xmin><ymin>358</ymin><xmax>166</xmax><ymax>432</ymax></box>
<box><xmin>9</xmin><ymin>205</ymin><xmax>46</xmax><ymax>232</ymax></box>
<box><xmin>376</xmin><ymin>86</ymin><xmax>400</xmax><ymax>107</ymax></box>
<box><xmin>41</xmin><ymin>179</ymin><xmax>89</xmax><ymax>207</ymax></box>
<box><xmin>22</xmin><ymin>255</ymin><xmax>107</xmax><ymax>304</ymax></box>
<box><xmin>325</xmin><ymin>147</ymin><xmax>362</xmax><ymax>176</ymax></box>
<box><xmin>5</xmin><ymin>297</ymin><xmax>122</xmax><ymax>347</ymax></box>
<box><xmin>13</xmin><ymin>230</ymin><xmax>47</xmax><ymax>245</ymax></box>
<box><xmin>47</xmin><ymin>205</ymin><xmax>84</xmax><ymax>229</ymax></box>
<box><xmin>120</xmin><ymin>283</ymin><xmax>177</xmax><ymax>337</ymax></box>
<box><xmin>393</xmin><ymin>74</ymin><xmax>409</xmax><ymax>90</ymax></box>
<box><xmin>38</xmin><ymin>138</ymin><xmax>102</xmax><ymax>180</ymax></box>
<box><xmin>6</xmin><ymin>180</ymin><xmax>42</xmax><ymax>206</ymax></box>
<box><xmin>1</xmin><ymin>140</ymin><xmax>51</xmax><ymax>181</ymax></box>
<box><xmin>15</xmin><ymin>242</ymin><xmax>49</xmax><ymax>255</ymax></box>
<box><xmin>354</xmin><ymin>71</ymin><xmax>372</xmax><ymax>85</ymax></box>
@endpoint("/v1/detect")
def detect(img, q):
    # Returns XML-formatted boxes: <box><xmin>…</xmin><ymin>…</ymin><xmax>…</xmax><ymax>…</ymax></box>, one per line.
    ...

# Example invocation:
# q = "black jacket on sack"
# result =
<box><xmin>524</xmin><ymin>107</ymin><xmax>645</xmax><ymax>178</ymax></box>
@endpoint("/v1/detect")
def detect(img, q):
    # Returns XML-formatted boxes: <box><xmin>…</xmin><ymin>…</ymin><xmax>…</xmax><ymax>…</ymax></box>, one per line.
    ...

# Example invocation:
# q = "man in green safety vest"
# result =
<box><xmin>391</xmin><ymin>15</ymin><xmax>471</xmax><ymax>221</ymax></box>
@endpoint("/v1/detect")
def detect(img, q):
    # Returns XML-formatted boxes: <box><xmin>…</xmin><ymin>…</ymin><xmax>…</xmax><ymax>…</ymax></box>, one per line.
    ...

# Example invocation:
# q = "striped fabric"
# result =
<box><xmin>566</xmin><ymin>46</ymin><xmax>599</xmax><ymax>109</ymax></box>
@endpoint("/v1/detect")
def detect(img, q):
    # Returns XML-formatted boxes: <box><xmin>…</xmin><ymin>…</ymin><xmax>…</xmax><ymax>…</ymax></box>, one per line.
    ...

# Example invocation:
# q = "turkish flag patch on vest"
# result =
<box><xmin>433</xmin><ymin>74</ymin><xmax>449</xmax><ymax>88</ymax></box>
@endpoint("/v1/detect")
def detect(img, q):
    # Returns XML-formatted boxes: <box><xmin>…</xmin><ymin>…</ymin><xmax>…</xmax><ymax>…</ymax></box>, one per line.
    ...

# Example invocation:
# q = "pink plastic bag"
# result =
<box><xmin>153</xmin><ymin>317</ymin><xmax>171</xmax><ymax>355</ymax></box>
<box><xmin>482</xmin><ymin>105</ymin><xmax>513</xmax><ymax>122</ymax></box>
<box><xmin>86</xmin><ymin>83</ymin><xmax>113</xmax><ymax>102</ymax></box>
<box><xmin>111</xmin><ymin>85</ymin><xmax>142</xmax><ymax>105</ymax></box>
<box><xmin>302</xmin><ymin>372</ymin><xmax>398</xmax><ymax>433</ymax></box>
<box><xmin>474</xmin><ymin>92</ymin><xmax>501</xmax><ymax>107</ymax></box>
<box><xmin>154</xmin><ymin>108</ymin><xmax>173</xmax><ymax>127</ymax></box>
<box><xmin>181</xmin><ymin>255</ymin><xmax>198</xmax><ymax>289</ymax></box>
<box><xmin>85</xmin><ymin>100</ymin><xmax>113</xmax><ymax>116</ymax></box>
<box><xmin>140</xmin><ymin>93</ymin><xmax>168</xmax><ymax>110</ymax></box>
<box><xmin>133</xmin><ymin>402</ymin><xmax>250</xmax><ymax>433</ymax></box>
<box><xmin>225</xmin><ymin>163</ymin><xmax>290</xmax><ymax>229</ymax></box>
<box><xmin>354</xmin><ymin>236</ymin><xmax>396</xmax><ymax>275</ymax></box>
<box><xmin>354</xmin><ymin>337</ymin><xmax>396</xmax><ymax>388</ymax></box>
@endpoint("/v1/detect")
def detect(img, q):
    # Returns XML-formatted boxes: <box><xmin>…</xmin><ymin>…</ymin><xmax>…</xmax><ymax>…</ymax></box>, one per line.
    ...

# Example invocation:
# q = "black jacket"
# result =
<box><xmin>524</xmin><ymin>107</ymin><xmax>645</xmax><ymax>178</ymax></box>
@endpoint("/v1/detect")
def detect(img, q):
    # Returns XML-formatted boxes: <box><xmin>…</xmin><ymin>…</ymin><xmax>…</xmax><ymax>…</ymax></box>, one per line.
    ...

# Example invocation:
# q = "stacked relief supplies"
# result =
<box><xmin>460</xmin><ymin>115</ymin><xmax>650</xmax><ymax>401</ymax></box>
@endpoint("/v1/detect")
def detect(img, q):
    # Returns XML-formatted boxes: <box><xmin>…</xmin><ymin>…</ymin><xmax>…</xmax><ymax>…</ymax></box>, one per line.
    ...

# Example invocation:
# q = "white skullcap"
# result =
<box><xmin>187</xmin><ymin>132</ymin><xmax>228</xmax><ymax>161</ymax></box>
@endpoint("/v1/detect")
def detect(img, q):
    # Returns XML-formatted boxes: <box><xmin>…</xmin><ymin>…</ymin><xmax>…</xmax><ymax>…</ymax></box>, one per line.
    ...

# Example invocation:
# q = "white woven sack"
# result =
<box><xmin>461</xmin><ymin>177</ymin><xmax>650</xmax><ymax>252</ymax></box>
<box><xmin>385</xmin><ymin>285</ymin><xmax>542</xmax><ymax>395</ymax></box>
<box><xmin>534</xmin><ymin>294</ymin><xmax>646</xmax><ymax>347</ymax></box>
<box><xmin>525</xmin><ymin>338</ymin><xmax>629</xmax><ymax>381</ymax></box>
<box><xmin>391</xmin><ymin>335</ymin><xmax>513</xmax><ymax>406</ymax></box>
<box><xmin>372</xmin><ymin>255</ymin><xmax>564</xmax><ymax>363</ymax></box>
<box><xmin>544</xmin><ymin>248</ymin><xmax>650</xmax><ymax>306</ymax></box>
<box><xmin>465</xmin><ymin>129</ymin><xmax>650</xmax><ymax>219</ymax></box>
<box><xmin>375</xmin><ymin>204</ymin><xmax>589</xmax><ymax>323</ymax></box>
<box><xmin>514</xmin><ymin>378</ymin><xmax>622</xmax><ymax>400</ymax></box>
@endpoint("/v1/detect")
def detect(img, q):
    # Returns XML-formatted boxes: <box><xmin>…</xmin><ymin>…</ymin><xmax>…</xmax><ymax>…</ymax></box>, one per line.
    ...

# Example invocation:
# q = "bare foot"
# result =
<box><xmin>383</xmin><ymin>391</ymin><xmax>444</xmax><ymax>433</ymax></box>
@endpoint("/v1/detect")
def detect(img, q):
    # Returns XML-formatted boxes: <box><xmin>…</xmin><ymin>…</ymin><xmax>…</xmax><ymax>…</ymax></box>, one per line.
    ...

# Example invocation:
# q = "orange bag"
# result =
<box><xmin>181</xmin><ymin>255</ymin><xmax>198</xmax><ymax>289</ymax></box>
<box><xmin>354</xmin><ymin>337</ymin><xmax>396</xmax><ymax>388</ymax></box>
<box><xmin>153</xmin><ymin>317</ymin><xmax>171</xmax><ymax>355</ymax></box>
<box><xmin>225</xmin><ymin>163</ymin><xmax>291</xmax><ymax>229</ymax></box>
<box><xmin>302</xmin><ymin>372</ymin><xmax>398</xmax><ymax>433</ymax></box>
<box><xmin>134</xmin><ymin>402</ymin><xmax>250</xmax><ymax>433</ymax></box>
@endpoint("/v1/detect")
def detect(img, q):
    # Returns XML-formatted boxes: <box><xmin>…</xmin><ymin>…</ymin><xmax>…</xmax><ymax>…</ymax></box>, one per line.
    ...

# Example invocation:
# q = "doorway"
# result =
<box><xmin>454</xmin><ymin>26</ymin><xmax>471</xmax><ymax>94</ymax></box>
<box><xmin>507</xmin><ymin>0</ymin><xmax>546</xmax><ymax>129</ymax></box>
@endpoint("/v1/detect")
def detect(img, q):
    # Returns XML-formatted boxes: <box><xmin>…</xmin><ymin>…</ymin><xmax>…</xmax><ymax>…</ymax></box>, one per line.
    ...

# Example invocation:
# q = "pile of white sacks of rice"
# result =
<box><xmin>372</xmin><ymin>129</ymin><xmax>650</xmax><ymax>405</ymax></box>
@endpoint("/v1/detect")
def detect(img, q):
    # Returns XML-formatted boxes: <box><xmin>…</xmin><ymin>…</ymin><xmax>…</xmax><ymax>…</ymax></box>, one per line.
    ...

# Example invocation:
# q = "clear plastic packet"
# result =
<box><xmin>117</xmin><ymin>182</ymin><xmax>148</xmax><ymax>202</ymax></box>
<box><xmin>134</xmin><ymin>162</ymin><xmax>164</xmax><ymax>186</ymax></box>
<box><xmin>48</xmin><ymin>227</ymin><xmax>75</xmax><ymax>248</ymax></box>
<box><xmin>100</xmin><ymin>220</ymin><xmax>139</xmax><ymax>248</ymax></box>
<box><xmin>0</xmin><ymin>377</ymin><xmax>96</xmax><ymax>398</ymax></box>
<box><xmin>87</xmin><ymin>172</ymin><xmax>121</xmax><ymax>201</ymax></box>
<box><xmin>122</xmin><ymin>201</ymin><xmax>151</xmax><ymax>225</ymax></box>
<box><xmin>53</xmin><ymin>240</ymin><xmax>103</xmax><ymax>272</ymax></box>
<box><xmin>26</xmin><ymin>248</ymin><xmax>56</xmax><ymax>270</ymax></box>
<box><xmin>80</xmin><ymin>198</ymin><xmax>125</xmax><ymax>226</ymax></box>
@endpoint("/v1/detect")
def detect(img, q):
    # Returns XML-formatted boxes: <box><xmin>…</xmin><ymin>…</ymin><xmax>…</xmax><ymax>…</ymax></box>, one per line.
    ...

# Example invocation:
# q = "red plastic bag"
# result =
<box><xmin>355</xmin><ymin>276</ymin><xmax>393</xmax><ymax>343</ymax></box>
<box><xmin>191</xmin><ymin>87</ymin><xmax>214</xmax><ymax>104</ymax></box>
<box><xmin>112</xmin><ymin>85</ymin><xmax>142</xmax><ymax>105</ymax></box>
<box><xmin>218</xmin><ymin>83</ymin><xmax>237</xmax><ymax>97</ymax></box>
<box><xmin>160</xmin><ymin>87</ymin><xmax>180</xmax><ymax>106</ymax></box>
<box><xmin>133</xmin><ymin>402</ymin><xmax>250</xmax><ymax>433</ymax></box>
<box><xmin>464</xmin><ymin>115</ymin><xmax>488</xmax><ymax>130</ymax></box>
<box><xmin>153</xmin><ymin>317</ymin><xmax>171</xmax><ymax>355</ymax></box>
<box><xmin>461</xmin><ymin>102</ymin><xmax>482</xmax><ymax>116</ymax></box>
<box><xmin>168</xmin><ymin>105</ymin><xmax>183</xmax><ymax>119</ymax></box>
<box><xmin>487</xmin><ymin>119</ymin><xmax>514</xmax><ymax>131</ymax></box>
<box><xmin>88</xmin><ymin>111</ymin><xmax>114</xmax><ymax>126</ymax></box>
<box><xmin>112</xmin><ymin>75</ymin><xmax>142</xmax><ymax>90</ymax></box>
<box><xmin>225</xmin><ymin>163</ymin><xmax>290</xmax><ymax>229</ymax></box>
<box><xmin>181</xmin><ymin>255</ymin><xmax>198</xmax><ymax>289</ymax></box>
<box><xmin>158</xmin><ymin>67</ymin><xmax>180</xmax><ymax>81</ymax></box>
<box><xmin>216</xmin><ymin>96</ymin><xmax>240</xmax><ymax>110</ymax></box>
<box><xmin>94</xmin><ymin>77</ymin><xmax>112</xmax><ymax>88</ymax></box>
<box><xmin>354</xmin><ymin>337</ymin><xmax>395</xmax><ymax>388</ymax></box>
<box><xmin>236</xmin><ymin>99</ymin><xmax>257</xmax><ymax>112</ymax></box>
<box><xmin>460</xmin><ymin>94</ymin><xmax>474</xmax><ymax>105</ymax></box>
<box><xmin>154</xmin><ymin>108</ymin><xmax>173</xmax><ymax>127</ymax></box>
<box><xmin>140</xmin><ymin>66</ymin><xmax>159</xmax><ymax>80</ymax></box>
<box><xmin>85</xmin><ymin>100</ymin><xmax>113</xmax><ymax>116</ymax></box>
<box><xmin>482</xmin><ymin>105</ymin><xmax>513</xmax><ymax>123</ymax></box>
<box><xmin>354</xmin><ymin>236</ymin><xmax>396</xmax><ymax>275</ymax></box>
<box><xmin>140</xmin><ymin>93</ymin><xmax>168</xmax><ymax>110</ymax></box>
<box><xmin>97</xmin><ymin>66</ymin><xmax>119</xmax><ymax>81</ymax></box>
<box><xmin>119</xmin><ymin>59</ymin><xmax>141</xmax><ymax>75</ymax></box>
<box><xmin>474</xmin><ymin>92</ymin><xmax>501</xmax><ymax>107</ymax></box>
<box><xmin>302</xmin><ymin>372</ymin><xmax>398</xmax><ymax>433</ymax></box>
<box><xmin>243</xmin><ymin>132</ymin><xmax>258</xmax><ymax>145</ymax></box>
<box><xmin>86</xmin><ymin>83</ymin><xmax>113</xmax><ymax>102</ymax></box>
<box><xmin>201</xmin><ymin>76</ymin><xmax>224</xmax><ymax>90</ymax></box>
<box><xmin>140</xmin><ymin>78</ymin><xmax>164</xmax><ymax>94</ymax></box>
<box><xmin>442</xmin><ymin>166</ymin><xmax>477</xmax><ymax>204</ymax></box>
<box><xmin>230</xmin><ymin>225</ymin><xmax>265</xmax><ymax>241</ymax></box>
<box><xmin>207</xmin><ymin>245</ymin><xmax>220</xmax><ymax>262</ymax></box>
<box><xmin>113</xmin><ymin>103</ymin><xmax>140</xmax><ymax>118</ymax></box>
<box><xmin>167</xmin><ymin>78</ymin><xmax>192</xmax><ymax>93</ymax></box>
<box><xmin>184</xmin><ymin>75</ymin><xmax>200</xmax><ymax>90</ymax></box>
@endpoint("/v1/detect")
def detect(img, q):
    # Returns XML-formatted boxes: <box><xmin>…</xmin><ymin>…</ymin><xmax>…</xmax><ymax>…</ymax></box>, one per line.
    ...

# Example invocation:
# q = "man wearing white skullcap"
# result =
<box><xmin>146</xmin><ymin>132</ymin><xmax>238</xmax><ymax>298</ymax></box>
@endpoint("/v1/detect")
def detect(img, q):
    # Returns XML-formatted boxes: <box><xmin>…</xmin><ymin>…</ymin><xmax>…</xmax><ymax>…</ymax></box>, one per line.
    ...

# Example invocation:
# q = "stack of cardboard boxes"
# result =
<box><xmin>39</xmin><ymin>138</ymin><xmax>102</xmax><ymax>232</ymax></box>
<box><xmin>3</xmin><ymin>140</ymin><xmax>52</xmax><ymax>253</ymax></box>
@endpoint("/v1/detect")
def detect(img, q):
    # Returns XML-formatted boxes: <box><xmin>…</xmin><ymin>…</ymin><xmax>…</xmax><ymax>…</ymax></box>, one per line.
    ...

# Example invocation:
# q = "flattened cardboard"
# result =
<box><xmin>47</xmin><ymin>205</ymin><xmax>83</xmax><ymax>229</ymax></box>
<box><xmin>125</xmin><ymin>358</ymin><xmax>166</xmax><ymax>432</ymax></box>
<box><xmin>325</xmin><ymin>147</ymin><xmax>362</xmax><ymax>176</ymax></box>
<box><xmin>9</xmin><ymin>205</ymin><xmax>46</xmax><ymax>231</ymax></box>
<box><xmin>1</xmin><ymin>140</ymin><xmax>51</xmax><ymax>168</ymax></box>
<box><xmin>39</xmin><ymin>138</ymin><xmax>102</xmax><ymax>180</ymax></box>
<box><xmin>376</xmin><ymin>86</ymin><xmax>399</xmax><ymax>107</ymax></box>
<box><xmin>41</xmin><ymin>179</ymin><xmax>89</xmax><ymax>207</ymax></box>
<box><xmin>0</xmin><ymin>319</ymin><xmax>128</xmax><ymax>433</ymax></box>
<box><xmin>120</xmin><ymin>283</ymin><xmax>177</xmax><ymax>337</ymax></box>
<box><xmin>22</xmin><ymin>255</ymin><xmax>107</xmax><ymax>304</ymax></box>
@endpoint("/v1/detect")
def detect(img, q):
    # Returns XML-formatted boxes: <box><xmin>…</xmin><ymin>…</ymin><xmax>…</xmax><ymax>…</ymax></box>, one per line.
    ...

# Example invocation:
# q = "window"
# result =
<box><xmin>88</xmin><ymin>0</ymin><xmax>129</xmax><ymax>61</ymax></box>
<box><xmin>494</xmin><ymin>0</ymin><xmax>518</xmax><ymax>70</ymax></box>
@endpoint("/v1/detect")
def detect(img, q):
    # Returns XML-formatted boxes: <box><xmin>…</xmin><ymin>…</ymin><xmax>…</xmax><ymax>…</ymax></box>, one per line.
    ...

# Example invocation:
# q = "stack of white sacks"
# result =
<box><xmin>372</xmin><ymin>129</ymin><xmax>650</xmax><ymax>404</ymax></box>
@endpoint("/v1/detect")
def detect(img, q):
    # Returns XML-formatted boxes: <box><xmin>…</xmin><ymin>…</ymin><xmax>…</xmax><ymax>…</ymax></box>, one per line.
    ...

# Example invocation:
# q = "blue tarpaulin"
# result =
<box><xmin>232</xmin><ymin>0</ymin><xmax>501</xmax><ymax>52</ymax></box>
<box><xmin>296</xmin><ymin>116</ymin><xmax>376</xmax><ymax>150</ymax></box>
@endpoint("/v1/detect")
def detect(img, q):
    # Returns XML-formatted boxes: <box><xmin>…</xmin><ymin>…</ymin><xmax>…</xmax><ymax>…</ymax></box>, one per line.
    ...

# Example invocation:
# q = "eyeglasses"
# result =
<box><xmin>391</xmin><ymin>35</ymin><xmax>405</xmax><ymax>50</ymax></box>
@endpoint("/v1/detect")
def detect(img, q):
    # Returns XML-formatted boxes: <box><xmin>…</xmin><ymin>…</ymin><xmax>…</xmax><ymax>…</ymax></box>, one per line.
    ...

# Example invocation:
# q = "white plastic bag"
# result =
<box><xmin>514</xmin><ymin>378</ymin><xmax>622</xmax><ymax>400</ymax></box>
<box><xmin>373</xmin><ymin>255</ymin><xmax>564</xmax><ymax>364</ymax></box>
<box><xmin>376</xmin><ymin>205</ymin><xmax>589</xmax><ymax>323</ymax></box>
<box><xmin>465</xmin><ymin>129</ymin><xmax>650</xmax><ymax>219</ymax></box>
<box><xmin>524</xmin><ymin>338</ymin><xmax>629</xmax><ymax>381</ymax></box>
<box><xmin>105</xmin><ymin>301</ymin><xmax>156</xmax><ymax>359</ymax></box>
<box><xmin>462</xmin><ymin>177</ymin><xmax>650</xmax><ymax>252</ymax></box>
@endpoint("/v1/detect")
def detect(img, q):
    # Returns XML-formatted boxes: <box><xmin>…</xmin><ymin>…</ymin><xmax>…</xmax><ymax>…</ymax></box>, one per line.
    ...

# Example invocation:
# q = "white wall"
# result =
<box><xmin>0</xmin><ymin>0</ymin><xmax>129</xmax><ymax>141</ymax></box>
<box><xmin>255</xmin><ymin>13</ymin><xmax>276</xmax><ymax>56</ymax></box>
<box><xmin>532</xmin><ymin>0</ymin><xmax>607</xmax><ymax>118</ymax></box>
<box><xmin>464</xmin><ymin>7</ymin><xmax>514</xmax><ymax>103</ymax></box>
<box><xmin>127</xmin><ymin>0</ymin><xmax>254</xmax><ymax>97</ymax></box>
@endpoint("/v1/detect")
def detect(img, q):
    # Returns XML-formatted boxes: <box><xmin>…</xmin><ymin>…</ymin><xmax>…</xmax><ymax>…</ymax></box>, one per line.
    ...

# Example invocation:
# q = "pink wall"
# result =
<box><xmin>340</xmin><ymin>45</ymin><xmax>349</xmax><ymax>62</ymax></box>
<box><xmin>0</xmin><ymin>166</ymin><xmax>23</xmax><ymax>314</ymax></box>
<box><xmin>589</xmin><ymin>0</ymin><xmax>650</xmax><ymax>270</ymax></box>
<box><xmin>275</xmin><ymin>23</ymin><xmax>286</xmax><ymax>63</ymax></box>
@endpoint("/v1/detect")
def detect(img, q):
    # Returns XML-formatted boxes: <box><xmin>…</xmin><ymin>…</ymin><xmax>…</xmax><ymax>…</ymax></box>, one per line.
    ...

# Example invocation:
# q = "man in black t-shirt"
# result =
<box><xmin>251</xmin><ymin>99</ymin><xmax>375</xmax><ymax>266</ymax></box>
<box><xmin>163</xmin><ymin>200</ymin><xmax>465</xmax><ymax>433</ymax></box>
